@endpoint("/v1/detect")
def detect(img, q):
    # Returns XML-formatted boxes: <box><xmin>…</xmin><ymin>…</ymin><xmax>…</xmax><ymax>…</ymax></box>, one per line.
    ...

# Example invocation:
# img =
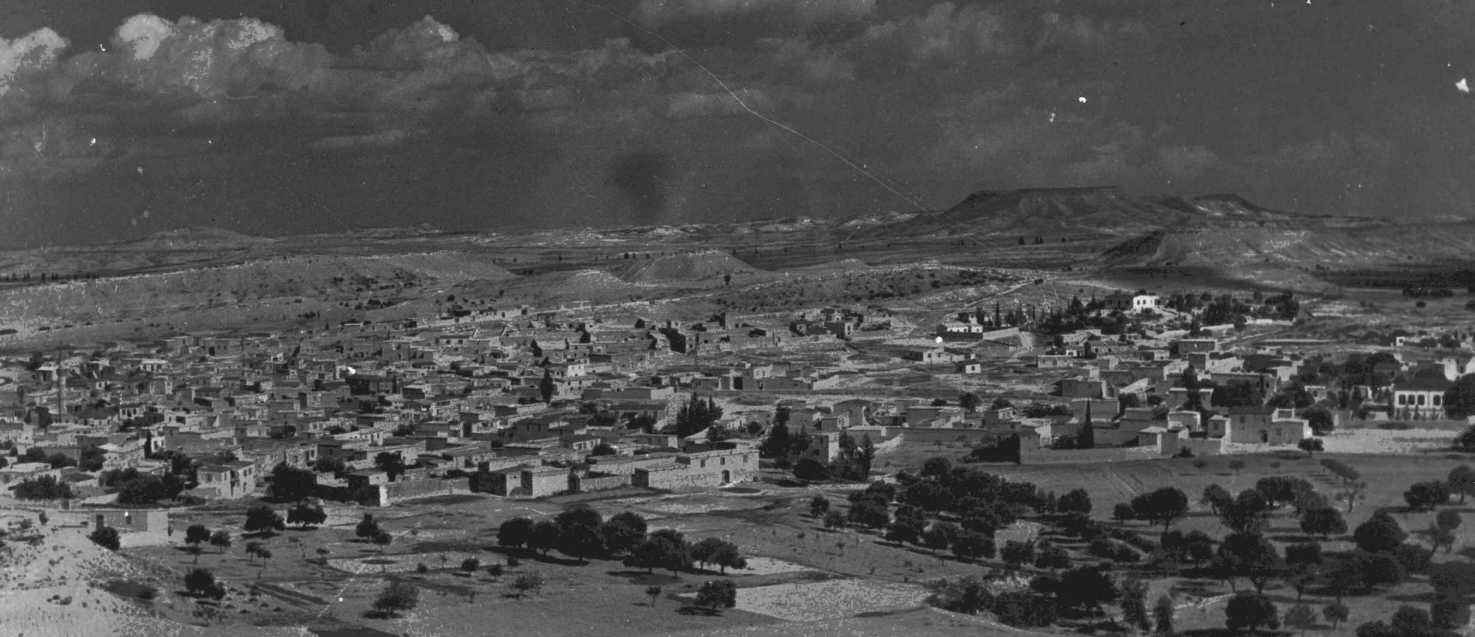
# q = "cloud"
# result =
<box><xmin>856</xmin><ymin>3</ymin><xmax>1013</xmax><ymax>68</ymax></box>
<box><xmin>665</xmin><ymin>88</ymin><xmax>772</xmax><ymax>119</ymax></box>
<box><xmin>634</xmin><ymin>0</ymin><xmax>876</xmax><ymax>28</ymax></box>
<box><xmin>76</xmin><ymin>14</ymin><xmax>334</xmax><ymax>100</ymax></box>
<box><xmin>1034</xmin><ymin>12</ymin><xmax>1149</xmax><ymax>55</ymax></box>
<box><xmin>0</xmin><ymin>27</ymin><xmax>68</xmax><ymax>96</ymax></box>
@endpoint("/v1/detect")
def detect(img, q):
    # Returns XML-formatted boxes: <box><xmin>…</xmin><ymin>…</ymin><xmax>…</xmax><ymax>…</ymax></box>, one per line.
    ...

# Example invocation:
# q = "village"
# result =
<box><xmin>4</xmin><ymin>278</ymin><xmax>1475</xmax><ymax>635</ymax></box>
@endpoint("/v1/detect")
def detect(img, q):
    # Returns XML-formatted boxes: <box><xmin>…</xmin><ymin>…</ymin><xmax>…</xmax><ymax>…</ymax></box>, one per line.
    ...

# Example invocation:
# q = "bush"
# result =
<box><xmin>371</xmin><ymin>580</ymin><xmax>418</xmax><ymax>617</ymax></box>
<box><xmin>1393</xmin><ymin>543</ymin><xmax>1432</xmax><ymax>575</ymax></box>
<box><xmin>88</xmin><ymin>526</ymin><xmax>120</xmax><ymax>551</ymax></box>
<box><xmin>460</xmin><ymin>558</ymin><xmax>481</xmax><ymax>572</ymax></box>
<box><xmin>1088</xmin><ymin>538</ymin><xmax>1141</xmax><ymax>563</ymax></box>
<box><xmin>184</xmin><ymin>568</ymin><xmax>225</xmax><ymax>600</ymax></box>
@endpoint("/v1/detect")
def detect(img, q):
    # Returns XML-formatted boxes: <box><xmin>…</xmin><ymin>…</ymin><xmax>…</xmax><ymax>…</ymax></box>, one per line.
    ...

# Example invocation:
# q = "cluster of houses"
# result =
<box><xmin>2</xmin><ymin>288</ymin><xmax>1472</xmax><ymax>511</ymax></box>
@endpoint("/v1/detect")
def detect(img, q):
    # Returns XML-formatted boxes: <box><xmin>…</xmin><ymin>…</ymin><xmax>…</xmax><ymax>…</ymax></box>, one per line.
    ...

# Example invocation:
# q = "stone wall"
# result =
<box><xmin>572</xmin><ymin>473</ymin><xmax>629</xmax><ymax>493</ymax></box>
<box><xmin>57</xmin><ymin>508</ymin><xmax>169</xmax><ymax>533</ymax></box>
<box><xmin>379</xmin><ymin>477</ymin><xmax>470</xmax><ymax>506</ymax></box>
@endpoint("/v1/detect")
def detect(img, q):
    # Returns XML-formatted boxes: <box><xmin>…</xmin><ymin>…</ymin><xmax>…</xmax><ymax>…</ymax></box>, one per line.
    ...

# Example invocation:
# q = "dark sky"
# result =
<box><xmin>2</xmin><ymin>0</ymin><xmax>1474</xmax><ymax>247</ymax></box>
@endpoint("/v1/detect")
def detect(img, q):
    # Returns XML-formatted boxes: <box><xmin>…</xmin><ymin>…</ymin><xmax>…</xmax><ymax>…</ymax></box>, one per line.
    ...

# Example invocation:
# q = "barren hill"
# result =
<box><xmin>861</xmin><ymin>186</ymin><xmax>1335</xmax><ymax>240</ymax></box>
<box><xmin>620</xmin><ymin>249</ymin><xmax>763</xmax><ymax>283</ymax></box>
<box><xmin>0</xmin><ymin>251</ymin><xmax>518</xmax><ymax>335</ymax></box>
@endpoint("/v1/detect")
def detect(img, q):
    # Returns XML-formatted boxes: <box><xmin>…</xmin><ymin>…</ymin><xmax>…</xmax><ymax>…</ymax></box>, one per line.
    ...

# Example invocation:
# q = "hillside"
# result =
<box><xmin>0</xmin><ymin>251</ymin><xmax>518</xmax><ymax>337</ymax></box>
<box><xmin>620</xmin><ymin>250</ymin><xmax>764</xmax><ymax>283</ymax></box>
<box><xmin>856</xmin><ymin>187</ymin><xmax>1334</xmax><ymax>240</ymax></box>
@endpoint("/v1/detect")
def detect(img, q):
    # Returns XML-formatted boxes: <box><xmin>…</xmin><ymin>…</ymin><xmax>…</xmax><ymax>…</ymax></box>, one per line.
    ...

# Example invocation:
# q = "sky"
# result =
<box><xmin>2</xmin><ymin>0</ymin><xmax>1474</xmax><ymax>247</ymax></box>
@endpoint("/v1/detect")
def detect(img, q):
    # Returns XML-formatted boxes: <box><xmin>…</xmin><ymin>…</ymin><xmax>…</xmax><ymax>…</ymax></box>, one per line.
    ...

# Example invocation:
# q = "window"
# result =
<box><xmin>1417</xmin><ymin>394</ymin><xmax>1426</xmax><ymax>406</ymax></box>
<box><xmin>1435</xmin><ymin>395</ymin><xmax>1443</xmax><ymax>406</ymax></box>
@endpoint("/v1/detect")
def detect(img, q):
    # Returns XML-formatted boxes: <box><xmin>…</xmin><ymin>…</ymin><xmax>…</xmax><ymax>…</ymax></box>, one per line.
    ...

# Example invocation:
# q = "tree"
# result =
<box><xmin>528</xmin><ymin>520</ymin><xmax>560</xmax><ymax>555</ymax></box>
<box><xmin>1058</xmin><ymin>488</ymin><xmax>1092</xmax><ymax>518</ymax></box>
<box><xmin>209</xmin><ymin>529</ymin><xmax>232</xmax><ymax>554</ymax></box>
<box><xmin>1121</xmin><ymin>577</ymin><xmax>1151</xmax><ymax>632</ymax></box>
<box><xmin>809</xmin><ymin>495</ymin><xmax>830</xmax><ymax>518</ymax></box>
<box><xmin>1298</xmin><ymin>437</ymin><xmax>1324</xmax><ymax>457</ymax></box>
<box><xmin>1225</xmin><ymin>592</ymin><xmax>1279</xmax><ymax>633</ymax></box>
<box><xmin>1131</xmin><ymin>487</ymin><xmax>1189</xmax><ymax>531</ymax></box>
<box><xmin>372</xmin><ymin>580</ymin><xmax>418</xmax><ymax>617</ymax></box>
<box><xmin>1449</xmin><ymin>465</ymin><xmax>1475</xmax><ymax>504</ymax></box>
<box><xmin>999</xmin><ymin>540</ymin><xmax>1032</xmax><ymax>570</ymax></box>
<box><xmin>695</xmin><ymin>580</ymin><xmax>737</xmax><ymax>613</ymax></box>
<box><xmin>12</xmin><ymin>475</ymin><xmax>72</xmax><ymax>500</ymax></box>
<box><xmin>1053</xmin><ymin>565</ymin><xmax>1118</xmax><ymax>615</ymax></box>
<box><xmin>1202</xmin><ymin>484</ymin><xmax>1234</xmax><ymax>516</ymax></box>
<box><xmin>951</xmin><ymin>531</ymin><xmax>995</xmax><ymax>562</ymax></box>
<box><xmin>510</xmin><ymin>572</ymin><xmax>545</xmax><ymax>599</ymax></box>
<box><xmin>1445</xmin><ymin>374</ymin><xmax>1475</xmax><ymax>419</ymax></box>
<box><xmin>1457</xmin><ymin>426</ymin><xmax>1475</xmax><ymax>453</ymax></box>
<box><xmin>823</xmin><ymin>509</ymin><xmax>846</xmax><ymax>529</ymax></box>
<box><xmin>1437</xmin><ymin>509</ymin><xmax>1463</xmax><ymax>534</ymax></box>
<box><xmin>539</xmin><ymin>369</ymin><xmax>556</xmax><ymax>403</ymax></box>
<box><xmin>793</xmin><ymin>457</ymin><xmax>830</xmax><ymax>482</ymax></box>
<box><xmin>1215</xmin><ymin>533</ymin><xmax>1285</xmax><ymax>593</ymax></box>
<box><xmin>1162</xmin><ymin>529</ymin><xmax>1217</xmax><ymax>565</ymax></box>
<box><xmin>1300</xmin><ymin>507</ymin><xmax>1348</xmax><ymax>538</ymax></box>
<box><xmin>847</xmin><ymin>496</ymin><xmax>890</xmax><ymax>529</ymax></box>
<box><xmin>267</xmin><ymin>463</ymin><xmax>316</xmax><ymax>501</ymax></box>
<box><xmin>374</xmin><ymin>452</ymin><xmax>406</xmax><ymax>481</ymax></box>
<box><xmin>600</xmin><ymin>512</ymin><xmax>648</xmax><ymax>556</ymax></box>
<box><xmin>1035</xmin><ymin>543</ymin><xmax>1071</xmax><ymax>570</ymax></box>
<box><xmin>286</xmin><ymin>502</ymin><xmax>326</xmax><ymax>529</ymax></box>
<box><xmin>184</xmin><ymin>568</ymin><xmax>225</xmax><ymax>600</ymax></box>
<box><xmin>89</xmin><ymin>525</ymin><xmax>120</xmax><ymax>551</ymax></box>
<box><xmin>499</xmin><ymin>517</ymin><xmax>535</xmax><ymax>549</ymax></box>
<box><xmin>1221</xmin><ymin>489</ymin><xmax>1274</xmax><ymax>535</ymax></box>
<box><xmin>355</xmin><ymin>514</ymin><xmax>381</xmax><ymax>540</ymax></box>
<box><xmin>1354</xmin><ymin>511</ymin><xmax>1407</xmax><ymax>553</ymax></box>
<box><xmin>1154</xmin><ymin>595</ymin><xmax>1175</xmax><ymax>636</ymax></box>
<box><xmin>243</xmin><ymin>505</ymin><xmax>284</xmax><ymax>537</ymax></box>
<box><xmin>921</xmin><ymin>456</ymin><xmax>952</xmax><ymax>479</ymax></box>
<box><xmin>691</xmin><ymin>538</ymin><xmax>745</xmax><ymax>573</ymax></box>
<box><xmin>673</xmin><ymin>394</ymin><xmax>723</xmax><ymax>438</ymax></box>
<box><xmin>185</xmin><ymin>524</ymin><xmax>211</xmax><ymax>556</ymax></box>
<box><xmin>1405</xmin><ymin>481</ymin><xmax>1451</xmax><ymax>511</ymax></box>
<box><xmin>645</xmin><ymin>585</ymin><xmax>662</xmax><ymax>607</ymax></box>
<box><xmin>759</xmin><ymin>421</ymin><xmax>791</xmax><ymax>460</ymax></box>
<box><xmin>1303</xmin><ymin>406</ymin><xmax>1335</xmax><ymax>435</ymax></box>
<box><xmin>1323</xmin><ymin>602</ymin><xmax>1350</xmax><ymax>630</ymax></box>
<box><xmin>1322</xmin><ymin>458</ymin><xmax>1367</xmax><ymax>512</ymax></box>
<box><xmin>625</xmin><ymin>531</ymin><xmax>691</xmax><ymax>574</ymax></box>
<box><xmin>922</xmin><ymin>522</ymin><xmax>956</xmax><ymax>555</ymax></box>
<box><xmin>959</xmin><ymin>392</ymin><xmax>981</xmax><ymax>413</ymax></box>
<box><xmin>1285</xmin><ymin>603</ymin><xmax>1317</xmax><ymax>636</ymax></box>
<box><xmin>554</xmin><ymin>505</ymin><xmax>605</xmax><ymax>564</ymax></box>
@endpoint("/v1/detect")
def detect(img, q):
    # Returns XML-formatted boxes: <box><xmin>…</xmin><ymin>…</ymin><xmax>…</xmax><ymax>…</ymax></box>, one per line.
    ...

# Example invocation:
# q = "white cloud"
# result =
<box><xmin>115</xmin><ymin>14</ymin><xmax>174</xmax><ymax>61</ymax></box>
<box><xmin>0</xmin><ymin>28</ymin><xmax>68</xmax><ymax>96</ymax></box>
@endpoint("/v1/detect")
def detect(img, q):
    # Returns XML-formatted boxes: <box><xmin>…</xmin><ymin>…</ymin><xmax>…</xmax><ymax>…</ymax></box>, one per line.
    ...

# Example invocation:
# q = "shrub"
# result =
<box><xmin>371</xmin><ymin>580</ymin><xmax>418</xmax><ymax>617</ymax></box>
<box><xmin>1088</xmin><ymin>538</ymin><xmax>1141</xmax><ymax>563</ymax></box>
<box><xmin>88</xmin><ymin>526</ymin><xmax>120</xmax><ymax>551</ymax></box>
<box><xmin>184</xmin><ymin>568</ymin><xmax>226</xmax><ymax>600</ymax></box>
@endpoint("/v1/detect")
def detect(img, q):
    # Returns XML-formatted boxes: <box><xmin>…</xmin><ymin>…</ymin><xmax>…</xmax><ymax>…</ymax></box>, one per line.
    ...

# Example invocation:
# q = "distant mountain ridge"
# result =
<box><xmin>868</xmin><ymin>186</ymin><xmax>1363</xmax><ymax>239</ymax></box>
